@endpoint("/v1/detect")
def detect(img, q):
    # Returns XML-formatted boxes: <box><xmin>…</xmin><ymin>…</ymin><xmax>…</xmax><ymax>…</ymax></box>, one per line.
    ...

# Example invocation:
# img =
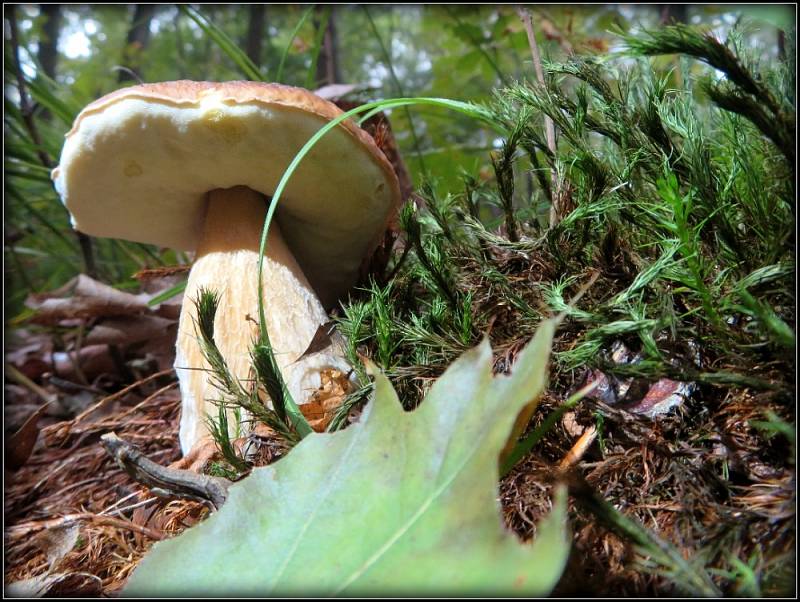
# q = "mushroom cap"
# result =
<box><xmin>52</xmin><ymin>81</ymin><xmax>401</xmax><ymax>307</ymax></box>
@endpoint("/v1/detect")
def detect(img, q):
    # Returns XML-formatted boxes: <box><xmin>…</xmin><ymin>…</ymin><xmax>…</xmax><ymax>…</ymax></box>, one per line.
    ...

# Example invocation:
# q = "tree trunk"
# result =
<box><xmin>119</xmin><ymin>4</ymin><xmax>157</xmax><ymax>83</ymax></box>
<box><xmin>658</xmin><ymin>4</ymin><xmax>688</xmax><ymax>24</ymax></box>
<box><xmin>657</xmin><ymin>5</ymin><xmax>688</xmax><ymax>90</ymax></box>
<box><xmin>777</xmin><ymin>29</ymin><xmax>786</xmax><ymax>61</ymax></box>
<box><xmin>314</xmin><ymin>5</ymin><xmax>341</xmax><ymax>87</ymax></box>
<box><xmin>37</xmin><ymin>4</ymin><xmax>61</xmax><ymax>79</ymax></box>
<box><xmin>244</xmin><ymin>4</ymin><xmax>267</xmax><ymax>68</ymax></box>
<box><xmin>35</xmin><ymin>4</ymin><xmax>61</xmax><ymax>121</ymax></box>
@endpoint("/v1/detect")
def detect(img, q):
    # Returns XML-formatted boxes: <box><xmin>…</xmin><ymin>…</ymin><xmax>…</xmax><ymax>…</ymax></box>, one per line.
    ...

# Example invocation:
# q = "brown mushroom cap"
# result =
<box><xmin>52</xmin><ymin>81</ymin><xmax>401</xmax><ymax>307</ymax></box>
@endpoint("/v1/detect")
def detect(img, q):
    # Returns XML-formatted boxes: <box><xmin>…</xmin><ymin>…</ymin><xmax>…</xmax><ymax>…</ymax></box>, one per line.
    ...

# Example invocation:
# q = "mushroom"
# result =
<box><xmin>52</xmin><ymin>81</ymin><xmax>401</xmax><ymax>454</ymax></box>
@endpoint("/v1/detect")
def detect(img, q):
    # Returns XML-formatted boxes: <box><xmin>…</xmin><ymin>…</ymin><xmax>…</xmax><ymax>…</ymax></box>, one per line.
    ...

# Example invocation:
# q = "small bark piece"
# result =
<box><xmin>101</xmin><ymin>432</ymin><xmax>231</xmax><ymax>510</ymax></box>
<box><xmin>559</xmin><ymin>425</ymin><xmax>598</xmax><ymax>471</ymax></box>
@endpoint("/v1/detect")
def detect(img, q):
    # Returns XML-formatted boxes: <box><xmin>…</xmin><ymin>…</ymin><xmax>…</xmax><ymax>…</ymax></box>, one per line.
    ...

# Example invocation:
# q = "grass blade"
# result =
<box><xmin>254</xmin><ymin>96</ymin><xmax>499</xmax><ymax>439</ymax></box>
<box><xmin>304</xmin><ymin>5</ymin><xmax>330</xmax><ymax>90</ymax></box>
<box><xmin>179</xmin><ymin>5</ymin><xmax>265</xmax><ymax>81</ymax></box>
<box><xmin>147</xmin><ymin>280</ymin><xmax>187</xmax><ymax>307</ymax></box>
<box><xmin>362</xmin><ymin>6</ymin><xmax>429</xmax><ymax>178</ymax></box>
<box><xmin>275</xmin><ymin>5</ymin><xmax>315</xmax><ymax>84</ymax></box>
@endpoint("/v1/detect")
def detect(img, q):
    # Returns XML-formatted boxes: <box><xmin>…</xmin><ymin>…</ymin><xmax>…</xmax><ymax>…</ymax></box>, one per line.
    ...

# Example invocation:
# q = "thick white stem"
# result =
<box><xmin>175</xmin><ymin>186</ymin><xmax>350</xmax><ymax>454</ymax></box>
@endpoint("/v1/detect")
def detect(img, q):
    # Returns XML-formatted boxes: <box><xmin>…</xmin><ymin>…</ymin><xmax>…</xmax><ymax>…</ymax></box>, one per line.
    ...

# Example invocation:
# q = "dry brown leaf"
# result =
<box><xmin>583</xmin><ymin>341</ymin><xmax>694</xmax><ymax>418</ymax></box>
<box><xmin>131</xmin><ymin>502</ymin><xmax>158</xmax><ymax>537</ymax></box>
<box><xmin>19</xmin><ymin>275</ymin><xmax>179</xmax><ymax>385</ymax></box>
<box><xmin>132</xmin><ymin>266</ymin><xmax>190</xmax><ymax>293</ymax></box>
<box><xmin>6</xmin><ymin>522</ymin><xmax>90</xmax><ymax>597</ymax></box>
<box><xmin>25</xmin><ymin>274</ymin><xmax>150</xmax><ymax>325</ymax></box>
<box><xmin>561</xmin><ymin>411</ymin><xmax>585</xmax><ymax>438</ymax></box>
<box><xmin>133</xmin><ymin>266</ymin><xmax>188</xmax><ymax>320</ymax></box>
<box><xmin>313</xmin><ymin>83</ymin><xmax>365</xmax><ymax>101</ymax></box>
<box><xmin>5</xmin><ymin>330</ymin><xmax>55</xmax><ymax>381</ymax></box>
<box><xmin>538</xmin><ymin>18</ymin><xmax>574</xmax><ymax>53</ymax></box>
<box><xmin>169</xmin><ymin>435</ymin><xmax>219</xmax><ymax>473</ymax></box>
<box><xmin>291</xmin><ymin>36</ymin><xmax>310</xmax><ymax>53</ymax></box>
<box><xmin>6</xmin><ymin>571</ymin><xmax>102</xmax><ymax>597</ymax></box>
<box><xmin>5</xmin><ymin>399</ymin><xmax>44</xmax><ymax>433</ymax></box>
<box><xmin>583</xmin><ymin>38</ymin><xmax>610</xmax><ymax>53</ymax></box>
<box><xmin>295</xmin><ymin>321</ymin><xmax>337</xmax><ymax>363</ymax></box>
<box><xmin>50</xmin><ymin>344</ymin><xmax>118</xmax><ymax>382</ymax></box>
<box><xmin>621</xmin><ymin>378</ymin><xmax>694</xmax><ymax>418</ymax></box>
<box><xmin>33</xmin><ymin>523</ymin><xmax>81</xmax><ymax>571</ymax></box>
<box><xmin>299</xmin><ymin>368</ymin><xmax>352</xmax><ymax>432</ymax></box>
<box><xmin>85</xmin><ymin>315</ymin><xmax>176</xmax><ymax>346</ymax></box>
<box><xmin>5</xmin><ymin>401</ymin><xmax>52</xmax><ymax>470</ymax></box>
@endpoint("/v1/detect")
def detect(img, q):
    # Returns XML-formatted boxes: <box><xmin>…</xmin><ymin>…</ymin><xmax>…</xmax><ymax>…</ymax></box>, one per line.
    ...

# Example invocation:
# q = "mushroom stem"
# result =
<box><xmin>175</xmin><ymin>186</ymin><xmax>351</xmax><ymax>454</ymax></box>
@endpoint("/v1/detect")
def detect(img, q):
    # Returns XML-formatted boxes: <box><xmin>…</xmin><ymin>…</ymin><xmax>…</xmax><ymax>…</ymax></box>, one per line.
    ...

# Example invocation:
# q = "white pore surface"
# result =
<box><xmin>54</xmin><ymin>96</ymin><xmax>395</xmax><ymax>307</ymax></box>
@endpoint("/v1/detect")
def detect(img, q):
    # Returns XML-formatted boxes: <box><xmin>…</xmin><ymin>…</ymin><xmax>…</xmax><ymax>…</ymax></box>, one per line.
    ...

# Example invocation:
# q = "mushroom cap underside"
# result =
<box><xmin>53</xmin><ymin>81</ymin><xmax>401</xmax><ymax>307</ymax></box>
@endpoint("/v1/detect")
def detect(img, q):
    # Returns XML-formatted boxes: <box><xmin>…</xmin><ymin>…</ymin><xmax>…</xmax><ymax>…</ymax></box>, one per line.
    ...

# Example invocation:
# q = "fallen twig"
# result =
<box><xmin>6</xmin><ymin>512</ymin><xmax>165</xmax><ymax>542</ymax></box>
<box><xmin>6</xmin><ymin>363</ymin><xmax>58</xmax><ymax>404</ymax></box>
<box><xmin>558</xmin><ymin>424</ymin><xmax>598</xmax><ymax>470</ymax></box>
<box><xmin>101</xmin><ymin>432</ymin><xmax>231</xmax><ymax>510</ymax></box>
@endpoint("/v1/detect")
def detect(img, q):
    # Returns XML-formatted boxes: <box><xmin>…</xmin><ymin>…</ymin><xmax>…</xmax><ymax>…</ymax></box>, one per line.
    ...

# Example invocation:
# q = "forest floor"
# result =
<box><xmin>4</xmin><ymin>237</ymin><xmax>795</xmax><ymax>597</ymax></box>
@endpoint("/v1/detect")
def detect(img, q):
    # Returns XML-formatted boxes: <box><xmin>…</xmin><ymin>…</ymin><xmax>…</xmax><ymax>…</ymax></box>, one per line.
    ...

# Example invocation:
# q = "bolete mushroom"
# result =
<box><xmin>52</xmin><ymin>81</ymin><xmax>401</xmax><ymax>453</ymax></box>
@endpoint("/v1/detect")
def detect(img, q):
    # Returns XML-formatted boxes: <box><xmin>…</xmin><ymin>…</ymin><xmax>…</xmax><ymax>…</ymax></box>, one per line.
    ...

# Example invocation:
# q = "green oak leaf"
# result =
<box><xmin>124</xmin><ymin>319</ymin><xmax>569</xmax><ymax>597</ymax></box>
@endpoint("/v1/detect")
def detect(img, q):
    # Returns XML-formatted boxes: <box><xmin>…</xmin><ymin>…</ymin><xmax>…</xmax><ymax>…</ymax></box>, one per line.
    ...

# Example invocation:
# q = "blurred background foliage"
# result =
<box><xmin>3</xmin><ymin>4</ymin><xmax>795</xmax><ymax>318</ymax></box>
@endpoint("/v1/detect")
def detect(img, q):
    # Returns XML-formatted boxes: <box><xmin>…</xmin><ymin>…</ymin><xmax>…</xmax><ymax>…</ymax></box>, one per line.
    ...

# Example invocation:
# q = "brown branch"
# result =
<box><xmin>101</xmin><ymin>432</ymin><xmax>231</xmax><ymax>510</ymax></box>
<box><xmin>7</xmin><ymin>512</ymin><xmax>165</xmax><ymax>542</ymax></box>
